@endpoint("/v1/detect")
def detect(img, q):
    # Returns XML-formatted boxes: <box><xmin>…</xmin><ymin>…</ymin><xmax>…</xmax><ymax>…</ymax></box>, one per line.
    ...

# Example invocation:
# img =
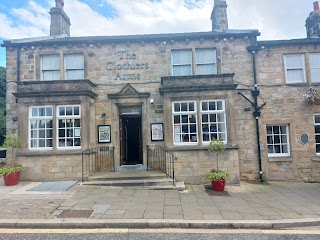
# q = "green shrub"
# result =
<box><xmin>0</xmin><ymin>164</ymin><xmax>23</xmax><ymax>176</ymax></box>
<box><xmin>207</xmin><ymin>169</ymin><xmax>229</xmax><ymax>181</ymax></box>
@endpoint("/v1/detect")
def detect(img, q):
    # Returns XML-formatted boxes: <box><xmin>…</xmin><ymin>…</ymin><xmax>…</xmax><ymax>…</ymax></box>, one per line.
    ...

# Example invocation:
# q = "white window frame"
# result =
<box><xmin>57</xmin><ymin>105</ymin><xmax>81</xmax><ymax>149</ymax></box>
<box><xmin>283</xmin><ymin>54</ymin><xmax>306</xmax><ymax>83</ymax></box>
<box><xmin>196</xmin><ymin>49</ymin><xmax>217</xmax><ymax>75</ymax></box>
<box><xmin>314</xmin><ymin>114</ymin><xmax>320</xmax><ymax>155</ymax></box>
<box><xmin>40</xmin><ymin>55</ymin><xmax>60</xmax><ymax>81</ymax></box>
<box><xmin>171</xmin><ymin>50</ymin><xmax>192</xmax><ymax>76</ymax></box>
<box><xmin>64</xmin><ymin>54</ymin><xmax>84</xmax><ymax>80</ymax></box>
<box><xmin>309</xmin><ymin>53</ymin><xmax>320</xmax><ymax>83</ymax></box>
<box><xmin>29</xmin><ymin>106</ymin><xmax>53</xmax><ymax>150</ymax></box>
<box><xmin>200</xmin><ymin>100</ymin><xmax>227</xmax><ymax>143</ymax></box>
<box><xmin>172</xmin><ymin>101</ymin><xmax>198</xmax><ymax>145</ymax></box>
<box><xmin>267</xmin><ymin>125</ymin><xmax>290</xmax><ymax>157</ymax></box>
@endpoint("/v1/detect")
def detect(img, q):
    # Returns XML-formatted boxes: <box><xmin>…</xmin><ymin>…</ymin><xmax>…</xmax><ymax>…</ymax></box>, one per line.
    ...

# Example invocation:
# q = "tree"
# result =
<box><xmin>0</xmin><ymin>67</ymin><xmax>6</xmax><ymax>144</ymax></box>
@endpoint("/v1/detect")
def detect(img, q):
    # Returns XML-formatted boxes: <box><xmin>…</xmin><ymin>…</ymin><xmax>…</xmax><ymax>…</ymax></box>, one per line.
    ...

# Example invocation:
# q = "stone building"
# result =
<box><xmin>1</xmin><ymin>0</ymin><xmax>320</xmax><ymax>184</ymax></box>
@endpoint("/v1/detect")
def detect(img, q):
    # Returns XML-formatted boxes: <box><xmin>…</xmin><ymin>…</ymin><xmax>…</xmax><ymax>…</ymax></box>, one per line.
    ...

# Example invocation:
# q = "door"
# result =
<box><xmin>120</xmin><ymin>116</ymin><xmax>142</xmax><ymax>165</ymax></box>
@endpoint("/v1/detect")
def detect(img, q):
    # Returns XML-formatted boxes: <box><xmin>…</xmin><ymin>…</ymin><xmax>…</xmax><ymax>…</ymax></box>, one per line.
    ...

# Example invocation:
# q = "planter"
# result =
<box><xmin>3</xmin><ymin>172</ymin><xmax>20</xmax><ymax>186</ymax></box>
<box><xmin>211</xmin><ymin>179</ymin><xmax>226</xmax><ymax>191</ymax></box>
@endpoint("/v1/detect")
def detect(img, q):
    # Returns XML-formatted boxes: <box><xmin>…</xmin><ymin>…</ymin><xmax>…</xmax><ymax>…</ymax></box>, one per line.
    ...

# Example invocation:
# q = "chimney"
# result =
<box><xmin>50</xmin><ymin>0</ymin><xmax>71</xmax><ymax>37</ymax></box>
<box><xmin>306</xmin><ymin>1</ymin><xmax>320</xmax><ymax>38</ymax></box>
<box><xmin>211</xmin><ymin>0</ymin><xmax>228</xmax><ymax>31</ymax></box>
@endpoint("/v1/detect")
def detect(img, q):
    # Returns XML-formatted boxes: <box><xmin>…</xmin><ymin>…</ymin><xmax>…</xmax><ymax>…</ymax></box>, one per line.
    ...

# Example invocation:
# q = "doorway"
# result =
<box><xmin>120</xmin><ymin>116</ymin><xmax>143</xmax><ymax>165</ymax></box>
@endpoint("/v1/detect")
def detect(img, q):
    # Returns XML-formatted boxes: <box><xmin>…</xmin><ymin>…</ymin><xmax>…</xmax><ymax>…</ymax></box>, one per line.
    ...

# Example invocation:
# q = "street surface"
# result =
<box><xmin>0</xmin><ymin>229</ymin><xmax>319</xmax><ymax>240</ymax></box>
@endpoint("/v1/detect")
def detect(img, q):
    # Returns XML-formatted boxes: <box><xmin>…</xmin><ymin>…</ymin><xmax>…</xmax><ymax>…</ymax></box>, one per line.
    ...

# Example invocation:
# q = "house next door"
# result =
<box><xmin>120</xmin><ymin>116</ymin><xmax>143</xmax><ymax>165</ymax></box>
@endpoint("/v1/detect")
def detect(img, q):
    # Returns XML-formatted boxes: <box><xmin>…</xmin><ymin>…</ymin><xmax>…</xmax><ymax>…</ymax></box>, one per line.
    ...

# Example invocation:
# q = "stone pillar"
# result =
<box><xmin>306</xmin><ymin>1</ymin><xmax>320</xmax><ymax>38</ymax></box>
<box><xmin>49</xmin><ymin>0</ymin><xmax>71</xmax><ymax>37</ymax></box>
<box><xmin>211</xmin><ymin>0</ymin><xmax>228</xmax><ymax>31</ymax></box>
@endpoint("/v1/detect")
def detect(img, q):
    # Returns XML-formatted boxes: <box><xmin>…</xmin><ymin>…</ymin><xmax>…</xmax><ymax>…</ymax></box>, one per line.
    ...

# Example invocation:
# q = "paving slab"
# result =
<box><xmin>1</xmin><ymin>180</ymin><xmax>320</xmax><ymax>229</ymax></box>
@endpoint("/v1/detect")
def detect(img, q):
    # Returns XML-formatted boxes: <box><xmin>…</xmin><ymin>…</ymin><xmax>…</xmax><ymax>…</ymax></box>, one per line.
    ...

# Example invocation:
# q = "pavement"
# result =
<box><xmin>0</xmin><ymin>179</ymin><xmax>320</xmax><ymax>229</ymax></box>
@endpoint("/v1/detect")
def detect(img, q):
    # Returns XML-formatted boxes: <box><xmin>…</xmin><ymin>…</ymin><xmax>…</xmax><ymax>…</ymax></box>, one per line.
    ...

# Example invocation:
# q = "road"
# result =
<box><xmin>0</xmin><ymin>229</ymin><xmax>319</xmax><ymax>240</ymax></box>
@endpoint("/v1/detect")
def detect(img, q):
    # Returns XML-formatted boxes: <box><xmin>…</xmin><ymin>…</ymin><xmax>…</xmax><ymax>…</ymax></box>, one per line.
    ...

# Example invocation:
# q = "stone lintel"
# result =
<box><xmin>160</xmin><ymin>85</ymin><xmax>238</xmax><ymax>94</ymax></box>
<box><xmin>13</xmin><ymin>90</ymin><xmax>97</xmax><ymax>99</ymax></box>
<box><xmin>14</xmin><ymin>80</ymin><xmax>97</xmax><ymax>99</ymax></box>
<box><xmin>108</xmin><ymin>93</ymin><xmax>150</xmax><ymax>99</ymax></box>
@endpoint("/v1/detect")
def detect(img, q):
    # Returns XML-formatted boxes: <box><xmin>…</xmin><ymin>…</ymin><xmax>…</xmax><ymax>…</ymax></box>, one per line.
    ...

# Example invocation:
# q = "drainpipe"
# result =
<box><xmin>239</xmin><ymin>46</ymin><xmax>266</xmax><ymax>182</ymax></box>
<box><xmin>251</xmin><ymin>50</ymin><xmax>263</xmax><ymax>182</ymax></box>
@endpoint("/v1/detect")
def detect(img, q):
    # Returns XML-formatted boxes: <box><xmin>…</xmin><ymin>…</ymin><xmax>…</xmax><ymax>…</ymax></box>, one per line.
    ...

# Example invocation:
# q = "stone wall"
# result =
<box><xmin>237</xmin><ymin>44</ymin><xmax>320</xmax><ymax>182</ymax></box>
<box><xmin>18</xmin><ymin>153</ymin><xmax>82</xmax><ymax>180</ymax></box>
<box><xmin>5</xmin><ymin>35</ymin><xmax>256</xmax><ymax>183</ymax></box>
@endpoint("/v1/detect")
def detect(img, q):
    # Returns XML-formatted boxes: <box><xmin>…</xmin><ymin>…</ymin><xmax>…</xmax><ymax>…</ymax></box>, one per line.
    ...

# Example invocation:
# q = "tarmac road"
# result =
<box><xmin>0</xmin><ymin>229</ymin><xmax>320</xmax><ymax>240</ymax></box>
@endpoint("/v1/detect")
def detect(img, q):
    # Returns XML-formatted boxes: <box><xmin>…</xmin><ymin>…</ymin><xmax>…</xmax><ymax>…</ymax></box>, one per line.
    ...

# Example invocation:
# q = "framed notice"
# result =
<box><xmin>98</xmin><ymin>125</ymin><xmax>111</xmax><ymax>143</ymax></box>
<box><xmin>151</xmin><ymin>123</ymin><xmax>164</xmax><ymax>141</ymax></box>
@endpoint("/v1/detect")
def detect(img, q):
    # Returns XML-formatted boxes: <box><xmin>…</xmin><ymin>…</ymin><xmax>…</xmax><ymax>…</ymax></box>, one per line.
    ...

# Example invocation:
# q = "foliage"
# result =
<box><xmin>0</xmin><ymin>164</ymin><xmax>23</xmax><ymax>176</ymax></box>
<box><xmin>2</xmin><ymin>135</ymin><xmax>21</xmax><ymax>149</ymax></box>
<box><xmin>0</xmin><ymin>67</ymin><xmax>5</xmax><ymax>109</ymax></box>
<box><xmin>0</xmin><ymin>109</ymin><xmax>5</xmax><ymax>137</ymax></box>
<box><xmin>2</xmin><ymin>135</ymin><xmax>21</xmax><ymax>165</ymax></box>
<box><xmin>304</xmin><ymin>86</ymin><xmax>320</xmax><ymax>102</ymax></box>
<box><xmin>208</xmin><ymin>138</ymin><xmax>225</xmax><ymax>154</ymax></box>
<box><xmin>208</xmin><ymin>138</ymin><xmax>225</xmax><ymax>171</ymax></box>
<box><xmin>0</xmin><ymin>67</ymin><xmax>5</xmax><ymax>143</ymax></box>
<box><xmin>207</xmin><ymin>169</ymin><xmax>229</xmax><ymax>181</ymax></box>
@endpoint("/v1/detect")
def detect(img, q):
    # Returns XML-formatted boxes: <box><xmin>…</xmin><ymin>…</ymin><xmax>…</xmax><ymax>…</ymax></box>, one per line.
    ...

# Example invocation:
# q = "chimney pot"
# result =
<box><xmin>314</xmin><ymin>1</ymin><xmax>319</xmax><ymax>11</ymax></box>
<box><xmin>55</xmin><ymin>0</ymin><xmax>64</xmax><ymax>9</ymax></box>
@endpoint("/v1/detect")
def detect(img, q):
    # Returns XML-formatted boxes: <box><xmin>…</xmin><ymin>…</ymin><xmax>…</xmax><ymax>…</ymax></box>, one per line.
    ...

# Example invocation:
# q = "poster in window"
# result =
<box><xmin>74</xmin><ymin>129</ymin><xmax>81</xmax><ymax>137</ymax></box>
<box><xmin>174</xmin><ymin>134</ymin><xmax>181</xmax><ymax>143</ymax></box>
<box><xmin>98</xmin><ymin>125</ymin><xmax>111</xmax><ymax>143</ymax></box>
<box><xmin>174</xmin><ymin>125</ymin><xmax>181</xmax><ymax>133</ymax></box>
<box><xmin>151</xmin><ymin>123</ymin><xmax>164</xmax><ymax>141</ymax></box>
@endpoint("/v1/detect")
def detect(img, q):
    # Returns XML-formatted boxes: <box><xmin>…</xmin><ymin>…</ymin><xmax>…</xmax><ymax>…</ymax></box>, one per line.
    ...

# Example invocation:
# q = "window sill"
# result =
<box><xmin>268</xmin><ymin>156</ymin><xmax>293</xmax><ymax>162</ymax></box>
<box><xmin>17</xmin><ymin>149</ymin><xmax>82</xmax><ymax>156</ymax></box>
<box><xmin>168</xmin><ymin>144</ymin><xmax>238</xmax><ymax>151</ymax></box>
<box><xmin>312</xmin><ymin>156</ymin><xmax>320</xmax><ymax>162</ymax></box>
<box><xmin>285</xmin><ymin>82</ymin><xmax>308</xmax><ymax>87</ymax></box>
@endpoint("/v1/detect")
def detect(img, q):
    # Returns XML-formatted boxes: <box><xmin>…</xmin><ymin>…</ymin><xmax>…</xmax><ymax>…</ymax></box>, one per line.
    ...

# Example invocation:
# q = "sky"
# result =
<box><xmin>0</xmin><ymin>0</ymin><xmax>317</xmax><ymax>67</ymax></box>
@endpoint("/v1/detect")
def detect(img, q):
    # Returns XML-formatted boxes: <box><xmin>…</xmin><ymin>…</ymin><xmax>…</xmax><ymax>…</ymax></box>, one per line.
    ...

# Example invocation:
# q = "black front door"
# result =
<box><xmin>120</xmin><ymin>116</ymin><xmax>142</xmax><ymax>165</ymax></box>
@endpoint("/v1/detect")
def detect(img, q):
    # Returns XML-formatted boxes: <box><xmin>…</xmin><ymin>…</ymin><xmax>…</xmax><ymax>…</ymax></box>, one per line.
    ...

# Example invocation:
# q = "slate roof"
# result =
<box><xmin>1</xmin><ymin>29</ymin><xmax>260</xmax><ymax>47</ymax></box>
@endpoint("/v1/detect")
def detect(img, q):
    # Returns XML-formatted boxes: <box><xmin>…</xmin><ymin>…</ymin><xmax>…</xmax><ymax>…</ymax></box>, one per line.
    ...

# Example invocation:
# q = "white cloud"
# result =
<box><xmin>0</xmin><ymin>0</ymin><xmax>49</xmax><ymax>39</ymax></box>
<box><xmin>65</xmin><ymin>0</ymin><xmax>214</xmax><ymax>37</ymax></box>
<box><xmin>0</xmin><ymin>0</ymin><xmax>317</xmax><ymax>41</ymax></box>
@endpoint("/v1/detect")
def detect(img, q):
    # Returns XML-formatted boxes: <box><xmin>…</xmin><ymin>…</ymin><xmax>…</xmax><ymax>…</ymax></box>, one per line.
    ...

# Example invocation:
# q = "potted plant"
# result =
<box><xmin>0</xmin><ymin>135</ymin><xmax>23</xmax><ymax>186</ymax></box>
<box><xmin>207</xmin><ymin>138</ymin><xmax>228</xmax><ymax>191</ymax></box>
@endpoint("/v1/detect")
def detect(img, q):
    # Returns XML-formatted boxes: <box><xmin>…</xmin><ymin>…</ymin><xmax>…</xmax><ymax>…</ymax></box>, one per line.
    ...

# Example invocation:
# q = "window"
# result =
<box><xmin>29</xmin><ymin>106</ymin><xmax>53</xmax><ymax>149</ymax></box>
<box><xmin>266</xmin><ymin>125</ymin><xmax>290</xmax><ymax>157</ymax></box>
<box><xmin>201</xmin><ymin>100</ymin><xmax>226</xmax><ymax>142</ymax></box>
<box><xmin>57</xmin><ymin>105</ymin><xmax>81</xmax><ymax>148</ymax></box>
<box><xmin>314</xmin><ymin>114</ymin><xmax>320</xmax><ymax>154</ymax></box>
<box><xmin>65</xmin><ymin>54</ymin><xmax>84</xmax><ymax>80</ymax></box>
<box><xmin>41</xmin><ymin>55</ymin><xmax>60</xmax><ymax>81</ymax></box>
<box><xmin>196</xmin><ymin>49</ymin><xmax>217</xmax><ymax>75</ymax></box>
<box><xmin>172</xmin><ymin>101</ymin><xmax>197</xmax><ymax>144</ymax></box>
<box><xmin>284</xmin><ymin>54</ymin><xmax>306</xmax><ymax>83</ymax></box>
<box><xmin>172</xmin><ymin>50</ymin><xmax>192</xmax><ymax>76</ymax></box>
<box><xmin>310</xmin><ymin>53</ymin><xmax>320</xmax><ymax>83</ymax></box>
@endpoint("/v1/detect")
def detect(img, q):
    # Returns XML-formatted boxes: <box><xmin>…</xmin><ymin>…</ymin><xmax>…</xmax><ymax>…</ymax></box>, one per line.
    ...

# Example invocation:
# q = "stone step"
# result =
<box><xmin>81</xmin><ymin>179</ymin><xmax>185</xmax><ymax>191</ymax></box>
<box><xmin>88</xmin><ymin>171</ymin><xmax>167</xmax><ymax>181</ymax></box>
<box><xmin>115</xmin><ymin>164</ymin><xmax>147</xmax><ymax>172</ymax></box>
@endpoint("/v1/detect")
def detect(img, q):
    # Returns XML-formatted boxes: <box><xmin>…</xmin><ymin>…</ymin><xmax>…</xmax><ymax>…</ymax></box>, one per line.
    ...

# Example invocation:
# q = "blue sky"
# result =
<box><xmin>0</xmin><ymin>0</ymin><xmax>317</xmax><ymax>67</ymax></box>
